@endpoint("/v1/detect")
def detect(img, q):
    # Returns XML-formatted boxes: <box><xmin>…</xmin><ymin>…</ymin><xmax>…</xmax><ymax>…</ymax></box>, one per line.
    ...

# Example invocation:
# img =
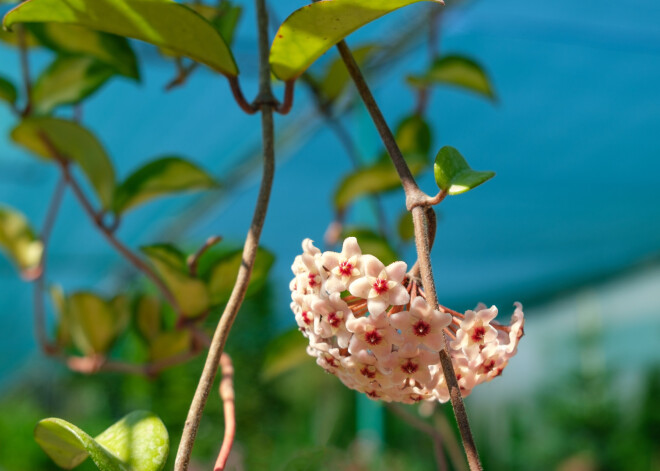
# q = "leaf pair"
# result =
<box><xmin>35</xmin><ymin>411</ymin><xmax>168</xmax><ymax>471</ymax></box>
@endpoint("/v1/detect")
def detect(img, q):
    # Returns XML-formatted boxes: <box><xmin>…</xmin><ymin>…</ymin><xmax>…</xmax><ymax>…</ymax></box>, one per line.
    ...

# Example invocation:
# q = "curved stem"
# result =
<box><xmin>214</xmin><ymin>353</ymin><xmax>236</xmax><ymax>471</ymax></box>
<box><xmin>228</xmin><ymin>76</ymin><xmax>259</xmax><ymax>114</ymax></box>
<box><xmin>336</xmin><ymin>39</ymin><xmax>482</xmax><ymax>470</ymax></box>
<box><xmin>174</xmin><ymin>1</ymin><xmax>276</xmax><ymax>468</ymax></box>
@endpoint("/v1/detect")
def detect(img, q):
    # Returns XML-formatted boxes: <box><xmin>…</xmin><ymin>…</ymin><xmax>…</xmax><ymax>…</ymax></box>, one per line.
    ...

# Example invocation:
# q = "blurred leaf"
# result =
<box><xmin>113</xmin><ymin>157</ymin><xmax>218</xmax><ymax>215</ymax></box>
<box><xmin>0</xmin><ymin>205</ymin><xmax>43</xmax><ymax>274</ymax></box>
<box><xmin>141</xmin><ymin>244</ymin><xmax>210</xmax><ymax>318</ymax></box>
<box><xmin>0</xmin><ymin>25</ymin><xmax>40</xmax><ymax>46</ymax></box>
<box><xmin>433</xmin><ymin>146</ymin><xmax>495</xmax><ymax>195</ymax></box>
<box><xmin>149</xmin><ymin>329</ymin><xmax>191</xmax><ymax>362</ymax></box>
<box><xmin>32</xmin><ymin>56</ymin><xmax>115</xmax><ymax>114</ymax></box>
<box><xmin>333</xmin><ymin>115</ymin><xmax>431</xmax><ymax>211</ymax></box>
<box><xmin>262</xmin><ymin>328</ymin><xmax>313</xmax><ymax>382</ymax></box>
<box><xmin>50</xmin><ymin>285</ymin><xmax>72</xmax><ymax>349</ymax></box>
<box><xmin>205</xmin><ymin>247</ymin><xmax>275</xmax><ymax>306</ymax></box>
<box><xmin>4</xmin><ymin>0</ymin><xmax>238</xmax><ymax>76</ymax></box>
<box><xmin>35</xmin><ymin>411</ymin><xmax>169</xmax><ymax>471</ymax></box>
<box><xmin>408</xmin><ymin>54</ymin><xmax>495</xmax><ymax>100</ymax></box>
<box><xmin>342</xmin><ymin>227</ymin><xmax>398</xmax><ymax>265</ymax></box>
<box><xmin>135</xmin><ymin>295</ymin><xmax>162</xmax><ymax>342</ymax></box>
<box><xmin>397</xmin><ymin>211</ymin><xmax>414</xmax><ymax>242</ymax></box>
<box><xmin>28</xmin><ymin>23</ymin><xmax>139</xmax><ymax>79</ymax></box>
<box><xmin>0</xmin><ymin>75</ymin><xmax>18</xmax><ymax>106</ymax></box>
<box><xmin>68</xmin><ymin>292</ymin><xmax>119</xmax><ymax>355</ymax></box>
<box><xmin>110</xmin><ymin>294</ymin><xmax>131</xmax><ymax>337</ymax></box>
<box><xmin>11</xmin><ymin>118</ymin><xmax>116</xmax><ymax>209</ymax></box>
<box><xmin>319</xmin><ymin>44</ymin><xmax>376</xmax><ymax>102</ymax></box>
<box><xmin>211</xmin><ymin>2</ymin><xmax>242</xmax><ymax>46</ymax></box>
<box><xmin>270</xmin><ymin>0</ymin><xmax>440</xmax><ymax>81</ymax></box>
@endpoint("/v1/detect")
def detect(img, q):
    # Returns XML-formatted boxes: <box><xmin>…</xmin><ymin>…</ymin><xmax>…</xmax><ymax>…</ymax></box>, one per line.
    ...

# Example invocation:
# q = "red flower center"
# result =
<box><xmin>308</xmin><ymin>273</ymin><xmax>319</xmax><ymax>287</ymax></box>
<box><xmin>479</xmin><ymin>359</ymin><xmax>495</xmax><ymax>374</ymax></box>
<box><xmin>338</xmin><ymin>260</ymin><xmax>353</xmax><ymax>276</ymax></box>
<box><xmin>412</xmin><ymin>320</ymin><xmax>431</xmax><ymax>337</ymax></box>
<box><xmin>327</xmin><ymin>312</ymin><xmax>341</xmax><ymax>328</ymax></box>
<box><xmin>401</xmin><ymin>360</ymin><xmax>418</xmax><ymax>375</ymax></box>
<box><xmin>360</xmin><ymin>366</ymin><xmax>376</xmax><ymax>379</ymax></box>
<box><xmin>372</xmin><ymin>278</ymin><xmax>389</xmax><ymax>294</ymax></box>
<box><xmin>366</xmin><ymin>390</ymin><xmax>379</xmax><ymax>398</ymax></box>
<box><xmin>471</xmin><ymin>326</ymin><xmax>486</xmax><ymax>343</ymax></box>
<box><xmin>301</xmin><ymin>311</ymin><xmax>312</xmax><ymax>325</ymax></box>
<box><xmin>364</xmin><ymin>329</ymin><xmax>383</xmax><ymax>345</ymax></box>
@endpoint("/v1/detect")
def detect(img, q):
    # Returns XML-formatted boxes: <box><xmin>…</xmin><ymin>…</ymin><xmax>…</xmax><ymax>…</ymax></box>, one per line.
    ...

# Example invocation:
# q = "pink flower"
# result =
<box><xmin>321</xmin><ymin>236</ymin><xmax>363</xmax><ymax>293</ymax></box>
<box><xmin>390</xmin><ymin>297</ymin><xmax>452</xmax><ymax>352</ymax></box>
<box><xmin>348</xmin><ymin>255</ymin><xmax>409</xmax><ymax>316</ymax></box>
<box><xmin>311</xmin><ymin>293</ymin><xmax>353</xmax><ymax>348</ymax></box>
<box><xmin>346</xmin><ymin>314</ymin><xmax>399</xmax><ymax>360</ymax></box>
<box><xmin>451</xmin><ymin>305</ymin><xmax>499</xmax><ymax>360</ymax></box>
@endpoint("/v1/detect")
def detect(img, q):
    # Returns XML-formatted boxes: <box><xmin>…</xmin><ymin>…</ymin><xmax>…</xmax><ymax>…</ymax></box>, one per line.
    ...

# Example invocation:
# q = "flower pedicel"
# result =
<box><xmin>290</xmin><ymin>237</ymin><xmax>525</xmax><ymax>404</ymax></box>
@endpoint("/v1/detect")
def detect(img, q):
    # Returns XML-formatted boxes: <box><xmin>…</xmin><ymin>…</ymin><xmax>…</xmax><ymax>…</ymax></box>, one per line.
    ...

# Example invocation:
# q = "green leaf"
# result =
<box><xmin>187</xmin><ymin>2</ymin><xmax>242</xmax><ymax>46</ymax></box>
<box><xmin>11</xmin><ymin>118</ymin><xmax>116</xmax><ymax>209</ymax></box>
<box><xmin>149</xmin><ymin>329</ymin><xmax>191</xmax><ymax>362</ymax></box>
<box><xmin>333</xmin><ymin>115</ymin><xmax>431</xmax><ymax>211</ymax></box>
<box><xmin>397</xmin><ymin>210</ymin><xmax>414</xmax><ymax>242</ymax></box>
<box><xmin>262</xmin><ymin>328</ymin><xmax>313</xmax><ymax>382</ymax></box>
<box><xmin>205</xmin><ymin>247</ymin><xmax>275</xmax><ymax>306</ymax></box>
<box><xmin>433</xmin><ymin>146</ymin><xmax>495</xmax><ymax>195</ymax></box>
<box><xmin>407</xmin><ymin>54</ymin><xmax>495</xmax><ymax>100</ymax></box>
<box><xmin>270</xmin><ymin>0</ymin><xmax>441</xmax><ymax>81</ymax></box>
<box><xmin>35</xmin><ymin>411</ymin><xmax>169</xmax><ymax>471</ymax></box>
<box><xmin>135</xmin><ymin>294</ymin><xmax>162</xmax><ymax>342</ymax></box>
<box><xmin>50</xmin><ymin>285</ymin><xmax>72</xmax><ymax>349</ymax></box>
<box><xmin>0</xmin><ymin>24</ymin><xmax>41</xmax><ymax>47</ymax></box>
<box><xmin>342</xmin><ymin>227</ymin><xmax>398</xmax><ymax>265</ymax></box>
<box><xmin>318</xmin><ymin>44</ymin><xmax>376</xmax><ymax>102</ymax></box>
<box><xmin>0</xmin><ymin>205</ymin><xmax>43</xmax><ymax>275</ymax></box>
<box><xmin>67</xmin><ymin>292</ymin><xmax>120</xmax><ymax>355</ymax></box>
<box><xmin>113</xmin><ymin>157</ymin><xmax>218</xmax><ymax>215</ymax></box>
<box><xmin>4</xmin><ymin>0</ymin><xmax>238</xmax><ymax>77</ymax></box>
<box><xmin>28</xmin><ymin>23</ymin><xmax>139</xmax><ymax>79</ymax></box>
<box><xmin>0</xmin><ymin>75</ymin><xmax>18</xmax><ymax>106</ymax></box>
<box><xmin>141</xmin><ymin>244</ymin><xmax>210</xmax><ymax>318</ymax></box>
<box><xmin>32</xmin><ymin>56</ymin><xmax>115</xmax><ymax>114</ymax></box>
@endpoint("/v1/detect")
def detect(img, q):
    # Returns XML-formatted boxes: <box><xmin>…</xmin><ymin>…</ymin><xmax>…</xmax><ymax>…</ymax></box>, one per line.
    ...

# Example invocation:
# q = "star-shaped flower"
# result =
<box><xmin>451</xmin><ymin>305</ymin><xmax>499</xmax><ymax>359</ymax></box>
<box><xmin>321</xmin><ymin>236</ymin><xmax>363</xmax><ymax>293</ymax></box>
<box><xmin>348</xmin><ymin>255</ymin><xmax>410</xmax><ymax>316</ymax></box>
<box><xmin>390</xmin><ymin>297</ymin><xmax>452</xmax><ymax>352</ymax></box>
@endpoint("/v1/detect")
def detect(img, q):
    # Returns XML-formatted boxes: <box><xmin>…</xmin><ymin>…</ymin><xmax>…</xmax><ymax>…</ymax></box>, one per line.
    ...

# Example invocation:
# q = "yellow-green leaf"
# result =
<box><xmin>149</xmin><ymin>329</ymin><xmax>191</xmax><ymax>362</ymax></box>
<box><xmin>28</xmin><ymin>23</ymin><xmax>139</xmax><ymax>79</ymax></box>
<box><xmin>433</xmin><ymin>146</ymin><xmax>495</xmax><ymax>195</ymax></box>
<box><xmin>205</xmin><ymin>247</ymin><xmax>275</xmax><ymax>306</ymax></box>
<box><xmin>0</xmin><ymin>25</ymin><xmax>40</xmax><ymax>47</ymax></box>
<box><xmin>397</xmin><ymin>211</ymin><xmax>414</xmax><ymax>242</ymax></box>
<box><xmin>0</xmin><ymin>205</ymin><xmax>43</xmax><ymax>274</ymax></box>
<box><xmin>113</xmin><ymin>156</ymin><xmax>218</xmax><ymax>215</ymax></box>
<box><xmin>67</xmin><ymin>292</ymin><xmax>119</xmax><ymax>355</ymax></box>
<box><xmin>35</xmin><ymin>411</ymin><xmax>169</xmax><ymax>471</ymax></box>
<box><xmin>0</xmin><ymin>75</ymin><xmax>18</xmax><ymax>106</ymax></box>
<box><xmin>262</xmin><ymin>328</ymin><xmax>313</xmax><ymax>382</ymax></box>
<box><xmin>408</xmin><ymin>54</ymin><xmax>495</xmax><ymax>100</ymax></box>
<box><xmin>270</xmin><ymin>0</ymin><xmax>442</xmax><ymax>81</ymax></box>
<box><xmin>4</xmin><ymin>0</ymin><xmax>238</xmax><ymax>76</ymax></box>
<box><xmin>11</xmin><ymin>118</ymin><xmax>116</xmax><ymax>209</ymax></box>
<box><xmin>135</xmin><ymin>294</ymin><xmax>162</xmax><ymax>342</ymax></box>
<box><xmin>32</xmin><ymin>56</ymin><xmax>115</xmax><ymax>114</ymax></box>
<box><xmin>141</xmin><ymin>244</ymin><xmax>210</xmax><ymax>318</ymax></box>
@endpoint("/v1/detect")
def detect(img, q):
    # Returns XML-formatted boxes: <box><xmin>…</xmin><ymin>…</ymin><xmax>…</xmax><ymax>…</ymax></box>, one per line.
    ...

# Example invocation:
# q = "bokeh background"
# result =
<box><xmin>1</xmin><ymin>0</ymin><xmax>659</xmax><ymax>470</ymax></box>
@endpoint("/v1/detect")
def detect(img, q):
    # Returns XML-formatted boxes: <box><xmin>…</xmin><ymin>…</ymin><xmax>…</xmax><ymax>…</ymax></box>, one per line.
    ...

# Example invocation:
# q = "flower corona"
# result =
<box><xmin>290</xmin><ymin>238</ymin><xmax>525</xmax><ymax>404</ymax></box>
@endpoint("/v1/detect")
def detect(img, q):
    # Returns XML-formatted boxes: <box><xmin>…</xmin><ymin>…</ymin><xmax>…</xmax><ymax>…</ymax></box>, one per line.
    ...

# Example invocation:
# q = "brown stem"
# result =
<box><xmin>174</xmin><ymin>0</ymin><xmax>276</xmax><ymax>468</ymax></box>
<box><xmin>188</xmin><ymin>235</ymin><xmax>223</xmax><ymax>277</ymax></box>
<box><xmin>228</xmin><ymin>76</ymin><xmax>259</xmax><ymax>114</ymax></box>
<box><xmin>337</xmin><ymin>39</ymin><xmax>483</xmax><ymax>470</ymax></box>
<box><xmin>275</xmin><ymin>80</ymin><xmax>295</xmax><ymax>115</ymax></box>
<box><xmin>387</xmin><ymin>403</ymin><xmax>448</xmax><ymax>471</ymax></box>
<box><xmin>435</xmin><ymin>410</ymin><xmax>470</xmax><ymax>471</ymax></box>
<box><xmin>214</xmin><ymin>353</ymin><xmax>236</xmax><ymax>471</ymax></box>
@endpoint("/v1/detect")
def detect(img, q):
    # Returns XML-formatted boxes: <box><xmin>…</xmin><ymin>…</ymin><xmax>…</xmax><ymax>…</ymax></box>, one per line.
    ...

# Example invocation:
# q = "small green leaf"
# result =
<box><xmin>67</xmin><ymin>292</ymin><xmax>119</xmax><ymax>355</ymax></box>
<box><xmin>333</xmin><ymin>115</ymin><xmax>431</xmax><ymax>211</ymax></box>
<box><xmin>318</xmin><ymin>44</ymin><xmax>376</xmax><ymax>102</ymax></box>
<box><xmin>50</xmin><ymin>285</ymin><xmax>72</xmax><ymax>349</ymax></box>
<box><xmin>141</xmin><ymin>244</ymin><xmax>210</xmax><ymax>318</ymax></box>
<box><xmin>205</xmin><ymin>247</ymin><xmax>275</xmax><ymax>306</ymax></box>
<box><xmin>407</xmin><ymin>54</ymin><xmax>495</xmax><ymax>100</ymax></box>
<box><xmin>35</xmin><ymin>411</ymin><xmax>169</xmax><ymax>471</ymax></box>
<box><xmin>32</xmin><ymin>55</ymin><xmax>115</xmax><ymax>114</ymax></box>
<box><xmin>135</xmin><ymin>294</ymin><xmax>162</xmax><ymax>342</ymax></box>
<box><xmin>0</xmin><ymin>75</ymin><xmax>18</xmax><ymax>106</ymax></box>
<box><xmin>270</xmin><ymin>0</ymin><xmax>441</xmax><ymax>81</ymax></box>
<box><xmin>342</xmin><ymin>227</ymin><xmax>398</xmax><ymax>265</ymax></box>
<box><xmin>262</xmin><ymin>328</ymin><xmax>313</xmax><ymax>382</ymax></box>
<box><xmin>113</xmin><ymin>157</ymin><xmax>218</xmax><ymax>215</ymax></box>
<box><xmin>0</xmin><ymin>205</ymin><xmax>43</xmax><ymax>274</ymax></box>
<box><xmin>189</xmin><ymin>2</ymin><xmax>242</xmax><ymax>46</ymax></box>
<box><xmin>149</xmin><ymin>329</ymin><xmax>191</xmax><ymax>362</ymax></box>
<box><xmin>433</xmin><ymin>146</ymin><xmax>495</xmax><ymax>195</ymax></box>
<box><xmin>4</xmin><ymin>0</ymin><xmax>238</xmax><ymax>76</ymax></box>
<box><xmin>397</xmin><ymin>211</ymin><xmax>414</xmax><ymax>242</ymax></box>
<box><xmin>11</xmin><ymin>118</ymin><xmax>116</xmax><ymax>209</ymax></box>
<box><xmin>28</xmin><ymin>23</ymin><xmax>139</xmax><ymax>79</ymax></box>
<box><xmin>0</xmin><ymin>25</ymin><xmax>41</xmax><ymax>47</ymax></box>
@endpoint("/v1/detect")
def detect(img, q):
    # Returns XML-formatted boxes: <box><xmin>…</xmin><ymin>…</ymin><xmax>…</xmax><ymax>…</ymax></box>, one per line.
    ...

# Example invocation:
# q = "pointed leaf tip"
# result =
<box><xmin>433</xmin><ymin>146</ymin><xmax>495</xmax><ymax>195</ymax></box>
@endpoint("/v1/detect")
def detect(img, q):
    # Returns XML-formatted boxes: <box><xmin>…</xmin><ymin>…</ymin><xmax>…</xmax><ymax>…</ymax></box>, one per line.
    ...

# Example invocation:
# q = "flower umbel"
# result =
<box><xmin>290</xmin><ymin>237</ymin><xmax>525</xmax><ymax>404</ymax></box>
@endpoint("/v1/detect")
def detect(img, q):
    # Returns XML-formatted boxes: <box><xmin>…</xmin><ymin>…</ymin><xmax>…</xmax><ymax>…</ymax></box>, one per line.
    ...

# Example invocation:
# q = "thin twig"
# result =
<box><xmin>275</xmin><ymin>81</ymin><xmax>295</xmax><ymax>115</ymax></box>
<box><xmin>188</xmin><ymin>235</ymin><xmax>223</xmax><ymax>277</ymax></box>
<box><xmin>16</xmin><ymin>24</ymin><xmax>32</xmax><ymax>117</ymax></box>
<box><xmin>387</xmin><ymin>403</ymin><xmax>448</xmax><ymax>471</ymax></box>
<box><xmin>336</xmin><ymin>39</ymin><xmax>483</xmax><ymax>470</ymax></box>
<box><xmin>174</xmin><ymin>0</ymin><xmax>277</xmax><ymax>468</ymax></box>
<box><xmin>214</xmin><ymin>353</ymin><xmax>236</xmax><ymax>471</ymax></box>
<box><xmin>229</xmin><ymin>76</ymin><xmax>259</xmax><ymax>114</ymax></box>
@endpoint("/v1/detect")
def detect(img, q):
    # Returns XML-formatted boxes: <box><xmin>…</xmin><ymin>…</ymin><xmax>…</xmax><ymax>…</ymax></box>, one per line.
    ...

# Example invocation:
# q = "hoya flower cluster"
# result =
<box><xmin>290</xmin><ymin>237</ymin><xmax>525</xmax><ymax>404</ymax></box>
